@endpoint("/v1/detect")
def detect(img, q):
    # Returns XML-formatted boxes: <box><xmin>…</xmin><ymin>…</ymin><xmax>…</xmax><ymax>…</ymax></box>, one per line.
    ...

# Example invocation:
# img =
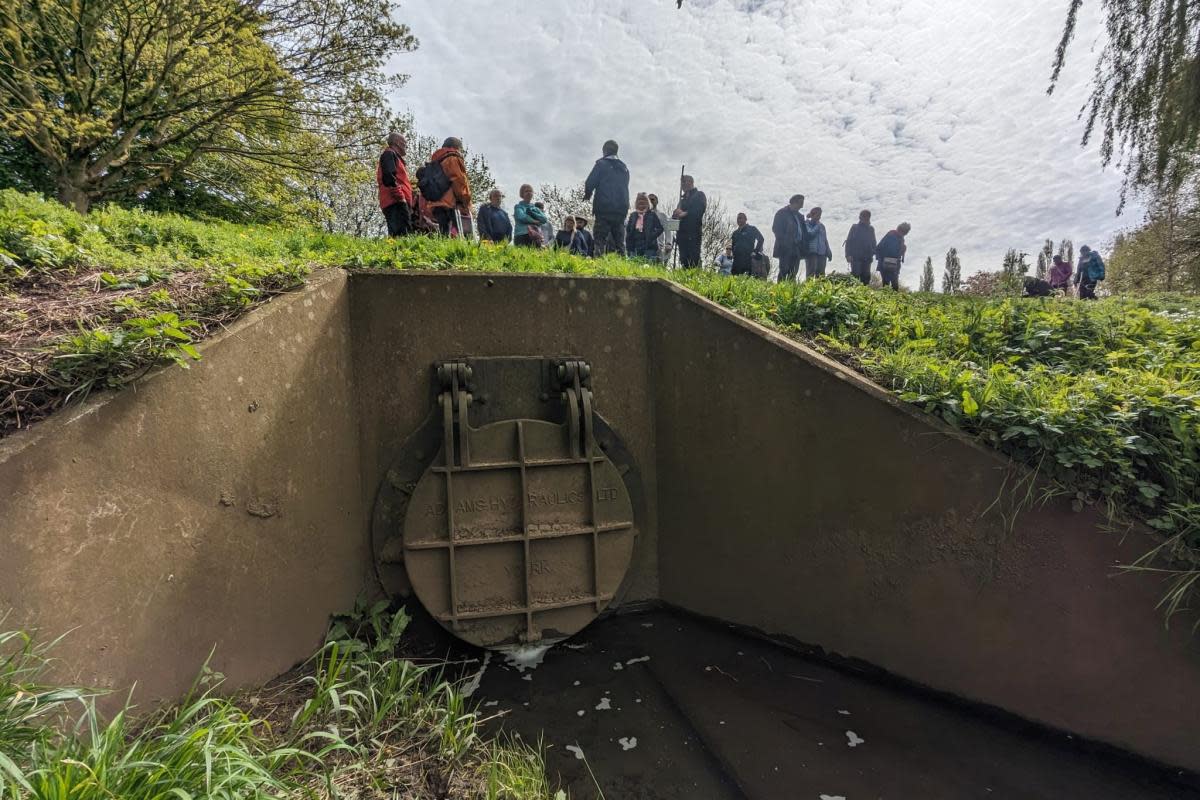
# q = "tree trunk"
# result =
<box><xmin>55</xmin><ymin>175</ymin><xmax>91</xmax><ymax>214</ymax></box>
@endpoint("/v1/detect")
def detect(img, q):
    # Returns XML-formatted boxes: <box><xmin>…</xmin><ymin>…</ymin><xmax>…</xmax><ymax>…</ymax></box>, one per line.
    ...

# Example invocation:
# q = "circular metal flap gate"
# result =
<box><xmin>398</xmin><ymin>361</ymin><xmax>637</xmax><ymax>649</ymax></box>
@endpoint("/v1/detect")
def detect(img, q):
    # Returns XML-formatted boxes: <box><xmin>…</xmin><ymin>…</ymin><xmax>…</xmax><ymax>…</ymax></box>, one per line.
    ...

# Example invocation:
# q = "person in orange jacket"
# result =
<box><xmin>421</xmin><ymin>137</ymin><xmax>473</xmax><ymax>236</ymax></box>
<box><xmin>376</xmin><ymin>132</ymin><xmax>413</xmax><ymax>237</ymax></box>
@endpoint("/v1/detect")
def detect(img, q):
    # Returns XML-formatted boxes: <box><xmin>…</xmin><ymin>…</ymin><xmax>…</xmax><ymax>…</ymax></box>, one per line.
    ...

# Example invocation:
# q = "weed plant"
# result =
<box><xmin>0</xmin><ymin>602</ymin><xmax>563</xmax><ymax>799</ymax></box>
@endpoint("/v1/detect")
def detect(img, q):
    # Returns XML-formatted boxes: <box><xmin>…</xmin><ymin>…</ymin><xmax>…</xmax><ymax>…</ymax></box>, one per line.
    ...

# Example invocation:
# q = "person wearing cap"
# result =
<box><xmin>476</xmin><ymin>188</ymin><xmax>512</xmax><ymax>244</ymax></box>
<box><xmin>554</xmin><ymin>216</ymin><xmax>589</xmax><ymax>256</ymax></box>
<box><xmin>574</xmin><ymin>216</ymin><xmax>596</xmax><ymax>257</ymax></box>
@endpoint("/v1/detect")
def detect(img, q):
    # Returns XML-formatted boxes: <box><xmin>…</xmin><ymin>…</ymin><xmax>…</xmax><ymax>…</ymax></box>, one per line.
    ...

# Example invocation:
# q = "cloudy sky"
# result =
<box><xmin>388</xmin><ymin>0</ymin><xmax>1132</xmax><ymax>286</ymax></box>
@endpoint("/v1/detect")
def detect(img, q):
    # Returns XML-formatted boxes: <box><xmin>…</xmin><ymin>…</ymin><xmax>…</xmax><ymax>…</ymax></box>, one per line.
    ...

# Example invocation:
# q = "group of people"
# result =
<box><xmin>378</xmin><ymin>133</ymin><xmax>1104</xmax><ymax>296</ymax></box>
<box><xmin>1021</xmin><ymin>247</ymin><xmax>1107</xmax><ymax>299</ymax></box>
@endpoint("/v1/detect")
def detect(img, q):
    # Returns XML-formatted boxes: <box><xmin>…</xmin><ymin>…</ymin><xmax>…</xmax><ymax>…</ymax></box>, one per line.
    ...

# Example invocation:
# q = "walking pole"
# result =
<box><xmin>671</xmin><ymin>164</ymin><xmax>684</xmax><ymax>270</ymax></box>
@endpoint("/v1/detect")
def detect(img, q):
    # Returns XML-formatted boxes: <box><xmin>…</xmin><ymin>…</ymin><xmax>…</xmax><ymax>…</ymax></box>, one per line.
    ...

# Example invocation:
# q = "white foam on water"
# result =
<box><xmin>565</xmin><ymin>745</ymin><xmax>585</xmax><ymax>761</ymax></box>
<box><xmin>618</xmin><ymin>737</ymin><xmax>638</xmax><ymax>751</ymax></box>
<box><xmin>595</xmin><ymin>697</ymin><xmax>612</xmax><ymax>711</ymax></box>
<box><xmin>625</xmin><ymin>656</ymin><xmax>650</xmax><ymax>665</ymax></box>
<box><xmin>483</xmin><ymin>700</ymin><xmax>499</xmax><ymax>707</ymax></box>
<box><xmin>612</xmin><ymin>662</ymin><xmax>624</xmax><ymax>671</ymax></box>
<box><xmin>460</xmin><ymin>651</ymin><xmax>491</xmax><ymax>698</ymax></box>
<box><xmin>501</xmin><ymin>642</ymin><xmax>555</xmax><ymax>673</ymax></box>
<box><xmin>577</xmin><ymin>710</ymin><xmax>586</xmax><ymax>717</ymax></box>
<box><xmin>837</xmin><ymin>710</ymin><xmax>850</xmax><ymax>716</ymax></box>
<box><xmin>846</xmin><ymin>731</ymin><xmax>865</xmax><ymax>748</ymax></box>
<box><xmin>820</xmin><ymin>795</ymin><xmax>847</xmax><ymax>800</ymax></box>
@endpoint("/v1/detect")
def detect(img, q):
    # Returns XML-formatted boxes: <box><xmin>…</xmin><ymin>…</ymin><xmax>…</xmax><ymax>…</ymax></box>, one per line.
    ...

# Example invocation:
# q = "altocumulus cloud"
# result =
<box><xmin>389</xmin><ymin>0</ymin><xmax>1128</xmax><ymax>285</ymax></box>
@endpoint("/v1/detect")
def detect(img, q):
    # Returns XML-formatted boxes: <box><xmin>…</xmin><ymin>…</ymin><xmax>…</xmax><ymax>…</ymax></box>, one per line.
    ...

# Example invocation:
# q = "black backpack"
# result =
<box><xmin>796</xmin><ymin>215</ymin><xmax>813</xmax><ymax>256</ymax></box>
<box><xmin>416</xmin><ymin>152</ymin><xmax>455</xmax><ymax>200</ymax></box>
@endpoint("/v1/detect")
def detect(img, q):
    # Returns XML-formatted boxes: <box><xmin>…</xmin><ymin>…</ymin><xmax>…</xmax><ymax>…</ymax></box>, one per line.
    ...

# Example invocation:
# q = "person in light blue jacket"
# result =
<box><xmin>513</xmin><ymin>184</ymin><xmax>549</xmax><ymax>247</ymax></box>
<box><xmin>803</xmin><ymin>207</ymin><xmax>833</xmax><ymax>279</ymax></box>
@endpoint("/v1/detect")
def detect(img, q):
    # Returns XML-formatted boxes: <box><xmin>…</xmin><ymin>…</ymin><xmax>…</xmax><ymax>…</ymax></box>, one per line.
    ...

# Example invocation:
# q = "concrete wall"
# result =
<box><xmin>2</xmin><ymin>269</ymin><xmax>1197</xmax><ymax>773</ymax></box>
<box><xmin>0</xmin><ymin>270</ymin><xmax>367</xmax><ymax>701</ymax></box>
<box><xmin>649</xmin><ymin>281</ymin><xmax>1200</xmax><ymax>773</ymax></box>
<box><xmin>348</xmin><ymin>272</ymin><xmax>660</xmax><ymax>602</ymax></box>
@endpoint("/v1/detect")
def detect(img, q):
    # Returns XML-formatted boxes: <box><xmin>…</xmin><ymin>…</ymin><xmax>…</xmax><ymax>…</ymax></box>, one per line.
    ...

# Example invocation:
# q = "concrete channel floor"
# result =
<box><xmin>468</xmin><ymin>608</ymin><xmax>1197</xmax><ymax>800</ymax></box>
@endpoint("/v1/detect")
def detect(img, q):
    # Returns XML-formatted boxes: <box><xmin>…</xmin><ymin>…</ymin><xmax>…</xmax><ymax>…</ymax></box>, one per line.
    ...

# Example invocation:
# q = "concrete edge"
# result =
<box><xmin>650</xmin><ymin>277</ymin><xmax>1007</xmax><ymax>463</ymax></box>
<box><xmin>0</xmin><ymin>268</ymin><xmax>348</xmax><ymax>465</ymax></box>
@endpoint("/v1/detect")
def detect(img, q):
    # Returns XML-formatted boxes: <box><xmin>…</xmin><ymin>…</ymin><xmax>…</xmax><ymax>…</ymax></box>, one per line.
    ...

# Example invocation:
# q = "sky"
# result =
<box><xmin>388</xmin><ymin>0</ymin><xmax>1134</xmax><ymax>286</ymax></box>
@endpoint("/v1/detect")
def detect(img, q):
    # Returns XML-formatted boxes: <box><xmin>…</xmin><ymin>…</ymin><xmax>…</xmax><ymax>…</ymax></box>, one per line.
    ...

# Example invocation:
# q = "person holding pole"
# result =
<box><xmin>673</xmin><ymin>174</ymin><xmax>707</xmax><ymax>268</ymax></box>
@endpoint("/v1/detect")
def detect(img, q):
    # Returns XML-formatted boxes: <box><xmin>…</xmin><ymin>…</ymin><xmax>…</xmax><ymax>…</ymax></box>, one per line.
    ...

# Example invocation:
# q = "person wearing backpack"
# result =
<box><xmin>1074</xmin><ymin>245</ymin><xmax>1105</xmax><ymax>299</ymax></box>
<box><xmin>376</xmin><ymin>132</ymin><xmax>413</xmax><ymax>238</ymax></box>
<box><xmin>875</xmin><ymin>222</ymin><xmax>911</xmax><ymax>291</ymax></box>
<box><xmin>583</xmin><ymin>140</ymin><xmax>631</xmax><ymax>256</ymax></box>
<box><xmin>418</xmin><ymin>137</ymin><xmax>473</xmax><ymax>236</ymax></box>
<box><xmin>772</xmin><ymin>194</ymin><xmax>807</xmax><ymax>283</ymax></box>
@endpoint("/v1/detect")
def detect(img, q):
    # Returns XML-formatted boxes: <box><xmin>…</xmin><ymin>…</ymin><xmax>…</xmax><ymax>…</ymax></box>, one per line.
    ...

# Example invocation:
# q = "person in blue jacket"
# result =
<box><xmin>513</xmin><ymin>184</ymin><xmax>550</xmax><ymax>247</ymax></box>
<box><xmin>476</xmin><ymin>189</ymin><xmax>512</xmax><ymax>244</ymax></box>
<box><xmin>875</xmin><ymin>222</ymin><xmax>911</xmax><ymax>290</ymax></box>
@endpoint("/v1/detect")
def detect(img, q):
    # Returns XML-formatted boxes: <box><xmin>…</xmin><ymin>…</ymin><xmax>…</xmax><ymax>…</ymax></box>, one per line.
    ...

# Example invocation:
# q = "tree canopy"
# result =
<box><xmin>1050</xmin><ymin>0</ymin><xmax>1200</xmax><ymax>196</ymax></box>
<box><xmin>0</xmin><ymin>0</ymin><xmax>415</xmax><ymax>213</ymax></box>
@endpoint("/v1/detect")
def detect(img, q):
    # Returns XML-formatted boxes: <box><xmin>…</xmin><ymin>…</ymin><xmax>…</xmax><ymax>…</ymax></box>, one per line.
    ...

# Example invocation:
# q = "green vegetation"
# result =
<box><xmin>0</xmin><ymin>604</ymin><xmax>563</xmax><ymax>799</ymax></box>
<box><xmin>2</xmin><ymin>189</ymin><xmax>1198</xmax><ymax>619</ymax></box>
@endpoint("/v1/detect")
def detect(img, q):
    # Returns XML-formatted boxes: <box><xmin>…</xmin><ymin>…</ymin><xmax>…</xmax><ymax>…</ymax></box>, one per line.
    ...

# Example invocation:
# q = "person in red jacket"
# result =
<box><xmin>377</xmin><ymin>132</ymin><xmax>413</xmax><ymax>237</ymax></box>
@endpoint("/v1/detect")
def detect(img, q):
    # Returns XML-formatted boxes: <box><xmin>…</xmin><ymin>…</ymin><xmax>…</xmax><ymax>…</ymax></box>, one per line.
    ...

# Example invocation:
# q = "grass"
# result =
<box><xmin>2</xmin><ymin>189</ymin><xmax>1199</xmax><ymax>623</ymax></box>
<box><xmin>0</xmin><ymin>602</ymin><xmax>565</xmax><ymax>799</ymax></box>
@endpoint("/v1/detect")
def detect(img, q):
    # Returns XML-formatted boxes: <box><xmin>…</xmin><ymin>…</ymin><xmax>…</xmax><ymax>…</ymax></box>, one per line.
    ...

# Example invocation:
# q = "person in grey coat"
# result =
<box><xmin>844</xmin><ymin>210</ymin><xmax>877</xmax><ymax>285</ymax></box>
<box><xmin>771</xmin><ymin>194</ymin><xmax>806</xmax><ymax>283</ymax></box>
